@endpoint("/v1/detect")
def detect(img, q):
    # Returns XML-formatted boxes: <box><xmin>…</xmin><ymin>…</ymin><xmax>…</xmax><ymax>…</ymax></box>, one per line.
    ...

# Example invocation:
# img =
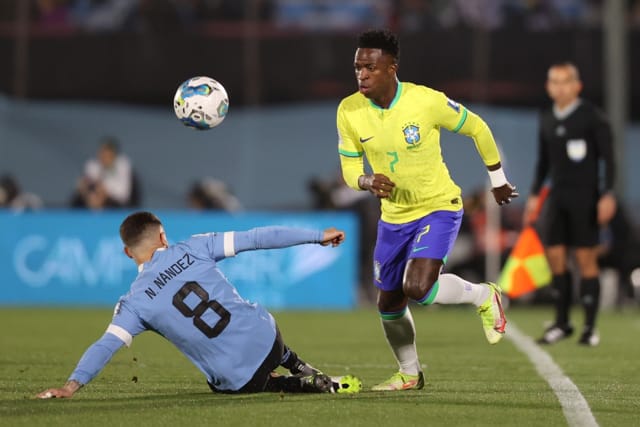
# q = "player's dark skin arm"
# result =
<box><xmin>359</xmin><ymin>163</ymin><xmax>518</xmax><ymax>204</ymax></box>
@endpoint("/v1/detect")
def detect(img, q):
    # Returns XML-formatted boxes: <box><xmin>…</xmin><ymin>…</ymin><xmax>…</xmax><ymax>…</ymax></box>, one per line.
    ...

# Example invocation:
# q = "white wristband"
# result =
<box><xmin>488</xmin><ymin>168</ymin><xmax>508</xmax><ymax>188</ymax></box>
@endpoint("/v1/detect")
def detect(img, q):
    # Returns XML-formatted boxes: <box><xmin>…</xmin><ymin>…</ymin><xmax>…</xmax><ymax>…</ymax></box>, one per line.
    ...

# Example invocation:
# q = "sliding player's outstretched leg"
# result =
<box><xmin>278</xmin><ymin>343</ymin><xmax>362</xmax><ymax>393</ymax></box>
<box><xmin>332</xmin><ymin>375</ymin><xmax>363</xmax><ymax>394</ymax></box>
<box><xmin>265</xmin><ymin>372</ymin><xmax>332</xmax><ymax>393</ymax></box>
<box><xmin>280</xmin><ymin>345</ymin><xmax>322</xmax><ymax>376</ymax></box>
<box><xmin>265</xmin><ymin>372</ymin><xmax>362</xmax><ymax>394</ymax></box>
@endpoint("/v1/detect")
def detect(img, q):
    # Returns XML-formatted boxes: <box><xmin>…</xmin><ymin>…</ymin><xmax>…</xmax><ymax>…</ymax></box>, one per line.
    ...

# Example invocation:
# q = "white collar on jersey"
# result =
<box><xmin>137</xmin><ymin>247</ymin><xmax>167</xmax><ymax>273</ymax></box>
<box><xmin>553</xmin><ymin>98</ymin><xmax>581</xmax><ymax>120</ymax></box>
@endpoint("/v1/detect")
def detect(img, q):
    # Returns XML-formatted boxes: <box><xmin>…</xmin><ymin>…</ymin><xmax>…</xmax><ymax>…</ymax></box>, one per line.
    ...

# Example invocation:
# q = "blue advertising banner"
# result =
<box><xmin>0</xmin><ymin>211</ymin><xmax>358</xmax><ymax>309</ymax></box>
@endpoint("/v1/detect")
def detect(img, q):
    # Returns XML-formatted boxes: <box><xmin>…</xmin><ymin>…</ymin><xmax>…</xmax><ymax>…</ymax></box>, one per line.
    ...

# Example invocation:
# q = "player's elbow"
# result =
<box><xmin>340</xmin><ymin>165</ymin><xmax>363</xmax><ymax>191</ymax></box>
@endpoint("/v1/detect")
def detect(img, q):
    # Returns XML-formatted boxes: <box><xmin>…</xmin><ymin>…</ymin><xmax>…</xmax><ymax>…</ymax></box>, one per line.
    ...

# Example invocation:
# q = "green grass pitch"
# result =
<box><xmin>1</xmin><ymin>306</ymin><xmax>638</xmax><ymax>427</ymax></box>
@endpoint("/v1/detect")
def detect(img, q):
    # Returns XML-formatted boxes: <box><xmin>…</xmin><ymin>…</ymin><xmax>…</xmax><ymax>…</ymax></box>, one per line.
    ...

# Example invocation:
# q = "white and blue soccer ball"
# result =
<box><xmin>173</xmin><ymin>76</ymin><xmax>229</xmax><ymax>130</ymax></box>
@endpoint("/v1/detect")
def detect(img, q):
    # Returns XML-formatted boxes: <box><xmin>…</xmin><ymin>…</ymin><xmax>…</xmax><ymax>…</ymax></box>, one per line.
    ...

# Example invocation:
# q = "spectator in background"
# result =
<box><xmin>393</xmin><ymin>0</ymin><xmax>442</xmax><ymax>32</ymax></box>
<box><xmin>187</xmin><ymin>177</ymin><xmax>242</xmax><ymax>212</ymax></box>
<box><xmin>134</xmin><ymin>0</ymin><xmax>184</xmax><ymax>33</ymax></box>
<box><xmin>71</xmin><ymin>137</ymin><xmax>139</xmax><ymax>209</ymax></box>
<box><xmin>69</xmin><ymin>0</ymin><xmax>138</xmax><ymax>32</ymax></box>
<box><xmin>33</xmin><ymin>0</ymin><xmax>72</xmax><ymax>30</ymax></box>
<box><xmin>207</xmin><ymin>0</ymin><xmax>274</xmax><ymax>21</ymax></box>
<box><xmin>453</xmin><ymin>0</ymin><xmax>503</xmax><ymax>30</ymax></box>
<box><xmin>274</xmin><ymin>0</ymin><xmax>390</xmax><ymax>32</ymax></box>
<box><xmin>0</xmin><ymin>174</ymin><xmax>43</xmax><ymax>211</ymax></box>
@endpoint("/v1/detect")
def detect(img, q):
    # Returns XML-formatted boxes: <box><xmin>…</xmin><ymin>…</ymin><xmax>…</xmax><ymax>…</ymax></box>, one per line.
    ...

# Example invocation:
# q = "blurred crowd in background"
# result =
<box><xmin>2</xmin><ymin>0</ymin><xmax>640</xmax><ymax>34</ymax></box>
<box><xmin>1</xmin><ymin>0</ymin><xmax>639</xmax><ymax>305</ymax></box>
<box><xmin>0</xmin><ymin>138</ymin><xmax>242</xmax><ymax>213</ymax></box>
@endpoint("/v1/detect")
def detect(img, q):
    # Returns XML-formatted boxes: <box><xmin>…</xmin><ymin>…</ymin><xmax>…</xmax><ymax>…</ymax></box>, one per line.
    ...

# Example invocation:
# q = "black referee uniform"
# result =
<box><xmin>532</xmin><ymin>98</ymin><xmax>615</xmax><ymax>339</ymax></box>
<box><xmin>533</xmin><ymin>99</ymin><xmax>615</xmax><ymax>245</ymax></box>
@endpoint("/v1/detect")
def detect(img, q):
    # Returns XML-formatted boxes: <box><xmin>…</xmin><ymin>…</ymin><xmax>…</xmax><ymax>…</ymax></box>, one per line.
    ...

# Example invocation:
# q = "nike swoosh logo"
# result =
<box><xmin>412</xmin><ymin>246</ymin><xmax>429</xmax><ymax>253</ymax></box>
<box><xmin>359</xmin><ymin>136</ymin><xmax>374</xmax><ymax>143</ymax></box>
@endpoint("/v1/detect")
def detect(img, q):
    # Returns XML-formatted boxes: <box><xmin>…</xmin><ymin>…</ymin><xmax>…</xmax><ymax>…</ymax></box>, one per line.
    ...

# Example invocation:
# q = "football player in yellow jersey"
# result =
<box><xmin>337</xmin><ymin>30</ymin><xmax>518</xmax><ymax>391</ymax></box>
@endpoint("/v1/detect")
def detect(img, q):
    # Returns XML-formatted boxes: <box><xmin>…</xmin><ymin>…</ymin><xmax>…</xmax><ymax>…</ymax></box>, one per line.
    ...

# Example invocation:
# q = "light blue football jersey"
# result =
<box><xmin>73</xmin><ymin>227</ymin><xmax>322</xmax><ymax>391</ymax></box>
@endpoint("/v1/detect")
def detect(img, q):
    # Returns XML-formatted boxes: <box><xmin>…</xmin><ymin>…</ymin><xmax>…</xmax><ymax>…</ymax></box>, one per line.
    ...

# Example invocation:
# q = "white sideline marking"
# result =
<box><xmin>506</xmin><ymin>323</ymin><xmax>599</xmax><ymax>427</ymax></box>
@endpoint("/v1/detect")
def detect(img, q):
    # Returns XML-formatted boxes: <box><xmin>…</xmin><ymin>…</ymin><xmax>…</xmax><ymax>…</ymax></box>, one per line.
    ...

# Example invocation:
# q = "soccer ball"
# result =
<box><xmin>173</xmin><ymin>76</ymin><xmax>229</xmax><ymax>130</ymax></box>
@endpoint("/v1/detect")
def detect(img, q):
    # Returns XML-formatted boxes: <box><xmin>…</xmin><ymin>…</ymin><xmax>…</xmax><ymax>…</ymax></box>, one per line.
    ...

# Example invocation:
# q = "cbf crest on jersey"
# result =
<box><xmin>402</xmin><ymin>122</ymin><xmax>421</xmax><ymax>148</ymax></box>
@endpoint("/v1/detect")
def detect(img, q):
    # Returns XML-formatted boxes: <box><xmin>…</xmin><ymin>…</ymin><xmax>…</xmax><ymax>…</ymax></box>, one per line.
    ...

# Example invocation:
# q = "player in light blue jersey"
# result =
<box><xmin>37</xmin><ymin>211</ymin><xmax>361</xmax><ymax>398</ymax></box>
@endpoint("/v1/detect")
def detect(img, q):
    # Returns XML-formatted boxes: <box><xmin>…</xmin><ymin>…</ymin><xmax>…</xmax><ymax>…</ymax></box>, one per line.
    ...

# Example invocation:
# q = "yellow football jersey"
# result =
<box><xmin>337</xmin><ymin>82</ymin><xmax>501</xmax><ymax>224</ymax></box>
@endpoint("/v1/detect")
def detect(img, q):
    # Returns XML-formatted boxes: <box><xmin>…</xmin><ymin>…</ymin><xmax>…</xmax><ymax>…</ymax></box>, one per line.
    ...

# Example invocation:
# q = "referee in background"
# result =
<box><xmin>524</xmin><ymin>62</ymin><xmax>616</xmax><ymax>347</ymax></box>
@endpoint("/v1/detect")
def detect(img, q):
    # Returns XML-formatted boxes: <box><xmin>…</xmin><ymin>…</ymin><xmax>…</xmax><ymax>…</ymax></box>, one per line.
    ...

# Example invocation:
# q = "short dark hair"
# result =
<box><xmin>357</xmin><ymin>29</ymin><xmax>399</xmax><ymax>62</ymax></box>
<box><xmin>549</xmin><ymin>61</ymin><xmax>580</xmax><ymax>80</ymax></box>
<box><xmin>120</xmin><ymin>211</ymin><xmax>162</xmax><ymax>248</ymax></box>
<box><xmin>100</xmin><ymin>136</ymin><xmax>120</xmax><ymax>154</ymax></box>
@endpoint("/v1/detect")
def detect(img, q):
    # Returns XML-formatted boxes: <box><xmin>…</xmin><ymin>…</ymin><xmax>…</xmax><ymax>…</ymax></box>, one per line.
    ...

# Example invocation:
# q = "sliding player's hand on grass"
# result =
<box><xmin>36</xmin><ymin>380</ymin><xmax>82</xmax><ymax>399</ymax></box>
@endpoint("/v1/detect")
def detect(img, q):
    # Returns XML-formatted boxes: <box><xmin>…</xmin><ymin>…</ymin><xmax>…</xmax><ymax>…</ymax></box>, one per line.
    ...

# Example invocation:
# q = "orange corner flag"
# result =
<box><xmin>498</xmin><ymin>226</ymin><xmax>551</xmax><ymax>298</ymax></box>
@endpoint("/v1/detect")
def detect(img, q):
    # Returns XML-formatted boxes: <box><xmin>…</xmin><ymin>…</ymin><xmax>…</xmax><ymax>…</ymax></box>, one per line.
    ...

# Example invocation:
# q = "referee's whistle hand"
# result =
<box><xmin>491</xmin><ymin>183</ymin><xmax>519</xmax><ymax>206</ymax></box>
<box><xmin>597</xmin><ymin>193</ymin><xmax>616</xmax><ymax>225</ymax></box>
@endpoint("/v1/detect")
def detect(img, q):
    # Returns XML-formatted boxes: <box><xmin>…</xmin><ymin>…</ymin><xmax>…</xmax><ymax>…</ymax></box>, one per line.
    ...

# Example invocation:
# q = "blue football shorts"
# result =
<box><xmin>372</xmin><ymin>209</ymin><xmax>463</xmax><ymax>292</ymax></box>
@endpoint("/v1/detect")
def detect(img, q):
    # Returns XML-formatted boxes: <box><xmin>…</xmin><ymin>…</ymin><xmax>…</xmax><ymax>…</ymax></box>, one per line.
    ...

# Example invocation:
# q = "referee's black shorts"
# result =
<box><xmin>538</xmin><ymin>188</ymin><xmax>599</xmax><ymax>247</ymax></box>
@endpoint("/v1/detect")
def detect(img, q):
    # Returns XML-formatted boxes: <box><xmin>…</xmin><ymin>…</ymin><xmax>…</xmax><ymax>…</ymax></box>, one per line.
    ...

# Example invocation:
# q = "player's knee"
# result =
<box><xmin>576</xmin><ymin>253</ymin><xmax>599</xmax><ymax>276</ymax></box>
<box><xmin>579</xmin><ymin>267</ymin><xmax>599</xmax><ymax>278</ymax></box>
<box><xmin>402</xmin><ymin>276</ymin><xmax>436</xmax><ymax>301</ymax></box>
<box><xmin>545</xmin><ymin>247</ymin><xmax>567</xmax><ymax>273</ymax></box>
<box><xmin>547</xmin><ymin>257</ymin><xmax>565</xmax><ymax>274</ymax></box>
<box><xmin>376</xmin><ymin>291</ymin><xmax>407</xmax><ymax>313</ymax></box>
